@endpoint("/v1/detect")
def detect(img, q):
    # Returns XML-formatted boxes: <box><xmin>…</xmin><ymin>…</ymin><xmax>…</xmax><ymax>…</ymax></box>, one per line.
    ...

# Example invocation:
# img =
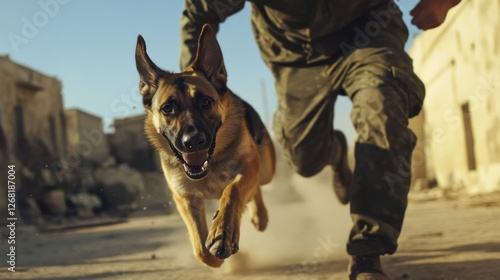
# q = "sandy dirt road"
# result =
<box><xmin>2</xmin><ymin>172</ymin><xmax>500</xmax><ymax>280</ymax></box>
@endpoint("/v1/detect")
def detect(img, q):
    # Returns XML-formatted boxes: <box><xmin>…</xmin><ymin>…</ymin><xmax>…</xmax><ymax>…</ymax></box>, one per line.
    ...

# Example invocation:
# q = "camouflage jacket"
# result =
<box><xmin>180</xmin><ymin>0</ymin><xmax>404</xmax><ymax>69</ymax></box>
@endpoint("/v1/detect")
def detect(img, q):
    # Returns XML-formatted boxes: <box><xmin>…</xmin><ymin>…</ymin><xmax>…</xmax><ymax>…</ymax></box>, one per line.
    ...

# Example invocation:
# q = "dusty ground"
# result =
<box><xmin>2</xmin><ymin>172</ymin><xmax>500</xmax><ymax>280</ymax></box>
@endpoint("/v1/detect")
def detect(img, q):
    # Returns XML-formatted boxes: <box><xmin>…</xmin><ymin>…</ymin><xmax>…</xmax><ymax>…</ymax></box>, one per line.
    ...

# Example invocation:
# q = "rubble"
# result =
<box><xmin>40</xmin><ymin>189</ymin><xmax>67</xmax><ymax>216</ymax></box>
<box><xmin>67</xmin><ymin>193</ymin><xmax>102</xmax><ymax>218</ymax></box>
<box><xmin>19</xmin><ymin>197</ymin><xmax>44</xmax><ymax>226</ymax></box>
<box><xmin>94</xmin><ymin>164</ymin><xmax>145</xmax><ymax>212</ymax></box>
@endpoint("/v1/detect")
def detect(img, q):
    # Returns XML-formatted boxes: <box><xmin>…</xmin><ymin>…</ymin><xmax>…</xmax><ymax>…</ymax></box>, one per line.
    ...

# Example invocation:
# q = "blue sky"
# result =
<box><xmin>0</xmin><ymin>0</ymin><xmax>421</xmax><ymax>141</ymax></box>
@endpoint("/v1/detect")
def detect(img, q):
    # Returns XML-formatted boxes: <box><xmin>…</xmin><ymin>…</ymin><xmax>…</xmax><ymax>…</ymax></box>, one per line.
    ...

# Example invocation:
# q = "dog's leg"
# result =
<box><xmin>206</xmin><ymin>159</ymin><xmax>260</xmax><ymax>259</ymax></box>
<box><xmin>173</xmin><ymin>193</ymin><xmax>223</xmax><ymax>267</ymax></box>
<box><xmin>249</xmin><ymin>187</ymin><xmax>268</xmax><ymax>231</ymax></box>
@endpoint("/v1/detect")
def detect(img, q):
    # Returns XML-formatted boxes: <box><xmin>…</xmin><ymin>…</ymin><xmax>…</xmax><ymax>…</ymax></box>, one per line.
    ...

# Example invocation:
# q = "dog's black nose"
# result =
<box><xmin>182</xmin><ymin>127</ymin><xmax>207</xmax><ymax>151</ymax></box>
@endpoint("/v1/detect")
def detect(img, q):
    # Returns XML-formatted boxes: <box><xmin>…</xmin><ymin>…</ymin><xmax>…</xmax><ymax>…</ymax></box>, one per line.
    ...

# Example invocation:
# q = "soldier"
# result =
<box><xmin>179</xmin><ymin>0</ymin><xmax>461</xmax><ymax>279</ymax></box>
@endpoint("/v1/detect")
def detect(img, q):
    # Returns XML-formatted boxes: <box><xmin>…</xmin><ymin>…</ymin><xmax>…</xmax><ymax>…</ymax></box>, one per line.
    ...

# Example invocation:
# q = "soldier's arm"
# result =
<box><xmin>180</xmin><ymin>0</ymin><xmax>245</xmax><ymax>71</ymax></box>
<box><xmin>410</xmin><ymin>0</ymin><xmax>461</xmax><ymax>30</ymax></box>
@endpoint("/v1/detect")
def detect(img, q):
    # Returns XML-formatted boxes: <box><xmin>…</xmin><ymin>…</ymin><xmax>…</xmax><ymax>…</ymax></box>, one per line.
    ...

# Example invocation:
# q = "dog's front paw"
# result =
<box><xmin>206</xmin><ymin>211</ymin><xmax>240</xmax><ymax>259</ymax></box>
<box><xmin>196</xmin><ymin>249</ymin><xmax>224</xmax><ymax>268</ymax></box>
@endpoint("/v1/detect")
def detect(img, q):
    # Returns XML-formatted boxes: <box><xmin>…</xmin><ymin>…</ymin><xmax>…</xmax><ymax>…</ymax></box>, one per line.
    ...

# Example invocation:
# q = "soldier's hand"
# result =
<box><xmin>410</xmin><ymin>0</ymin><xmax>461</xmax><ymax>30</ymax></box>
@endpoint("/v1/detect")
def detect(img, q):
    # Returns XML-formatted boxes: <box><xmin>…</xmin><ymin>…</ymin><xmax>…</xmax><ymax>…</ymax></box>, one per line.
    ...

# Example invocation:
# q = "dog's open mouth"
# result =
<box><xmin>161</xmin><ymin>125</ymin><xmax>219</xmax><ymax>180</ymax></box>
<box><xmin>169</xmin><ymin>142</ymin><xmax>215</xmax><ymax>180</ymax></box>
<box><xmin>179</xmin><ymin>149</ymin><xmax>211</xmax><ymax>180</ymax></box>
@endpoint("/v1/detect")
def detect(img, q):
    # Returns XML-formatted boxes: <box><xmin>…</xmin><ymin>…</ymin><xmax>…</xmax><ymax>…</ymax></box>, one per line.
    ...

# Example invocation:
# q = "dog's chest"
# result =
<box><xmin>202</xmin><ymin>160</ymin><xmax>242</xmax><ymax>198</ymax></box>
<box><xmin>172</xmin><ymin>160</ymin><xmax>241</xmax><ymax>199</ymax></box>
<box><xmin>200</xmin><ymin>175</ymin><xmax>231</xmax><ymax>199</ymax></box>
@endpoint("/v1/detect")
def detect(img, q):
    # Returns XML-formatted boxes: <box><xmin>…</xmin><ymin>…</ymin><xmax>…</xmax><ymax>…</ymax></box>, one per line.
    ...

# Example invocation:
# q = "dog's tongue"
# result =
<box><xmin>181</xmin><ymin>150</ymin><xmax>209</xmax><ymax>166</ymax></box>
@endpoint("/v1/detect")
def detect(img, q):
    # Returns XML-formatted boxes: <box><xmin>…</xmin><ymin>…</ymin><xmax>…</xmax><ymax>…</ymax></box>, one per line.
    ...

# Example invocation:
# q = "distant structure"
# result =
<box><xmin>0</xmin><ymin>55</ymin><xmax>67</xmax><ymax>219</ymax></box>
<box><xmin>109</xmin><ymin>115</ymin><xmax>160</xmax><ymax>172</ymax></box>
<box><xmin>65</xmin><ymin>108</ymin><xmax>110</xmax><ymax>165</ymax></box>
<box><xmin>409</xmin><ymin>0</ymin><xmax>500</xmax><ymax>193</ymax></box>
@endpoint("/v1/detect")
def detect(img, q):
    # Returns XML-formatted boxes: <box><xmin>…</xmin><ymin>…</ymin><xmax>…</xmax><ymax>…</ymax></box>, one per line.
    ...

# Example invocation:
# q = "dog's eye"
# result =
<box><xmin>161</xmin><ymin>104</ymin><xmax>174</xmax><ymax>115</ymax></box>
<box><xmin>200</xmin><ymin>97</ymin><xmax>212</xmax><ymax>109</ymax></box>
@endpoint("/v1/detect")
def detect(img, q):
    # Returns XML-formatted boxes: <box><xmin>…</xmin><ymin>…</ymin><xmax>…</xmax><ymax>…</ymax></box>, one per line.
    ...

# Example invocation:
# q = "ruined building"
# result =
<box><xmin>0</xmin><ymin>56</ymin><xmax>171</xmax><ymax>223</ymax></box>
<box><xmin>0</xmin><ymin>55</ymin><xmax>66</xmax><ymax>165</ymax></box>
<box><xmin>0</xmin><ymin>55</ymin><xmax>68</xmax><ymax>219</ymax></box>
<box><xmin>409</xmin><ymin>0</ymin><xmax>500</xmax><ymax>192</ymax></box>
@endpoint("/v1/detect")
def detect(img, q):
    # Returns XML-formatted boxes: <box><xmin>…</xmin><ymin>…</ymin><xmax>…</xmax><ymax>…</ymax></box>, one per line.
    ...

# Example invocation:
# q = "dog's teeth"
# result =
<box><xmin>183</xmin><ymin>164</ymin><xmax>189</xmax><ymax>173</ymax></box>
<box><xmin>200</xmin><ymin>161</ymin><xmax>209</xmax><ymax>173</ymax></box>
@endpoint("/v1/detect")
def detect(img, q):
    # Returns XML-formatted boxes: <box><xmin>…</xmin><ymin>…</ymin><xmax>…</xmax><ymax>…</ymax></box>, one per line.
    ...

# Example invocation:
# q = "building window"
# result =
<box><xmin>461</xmin><ymin>102</ymin><xmax>476</xmax><ymax>171</ymax></box>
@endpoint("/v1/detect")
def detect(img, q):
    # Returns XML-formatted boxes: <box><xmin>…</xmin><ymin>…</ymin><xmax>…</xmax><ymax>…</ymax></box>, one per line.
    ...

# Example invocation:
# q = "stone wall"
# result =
<box><xmin>110</xmin><ymin>115</ymin><xmax>160</xmax><ymax>172</ymax></box>
<box><xmin>65</xmin><ymin>108</ymin><xmax>110</xmax><ymax>165</ymax></box>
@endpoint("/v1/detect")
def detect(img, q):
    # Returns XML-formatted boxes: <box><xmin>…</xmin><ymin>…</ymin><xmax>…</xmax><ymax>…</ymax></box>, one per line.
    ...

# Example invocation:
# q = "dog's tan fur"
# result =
<box><xmin>135</xmin><ymin>25</ymin><xmax>275</xmax><ymax>267</ymax></box>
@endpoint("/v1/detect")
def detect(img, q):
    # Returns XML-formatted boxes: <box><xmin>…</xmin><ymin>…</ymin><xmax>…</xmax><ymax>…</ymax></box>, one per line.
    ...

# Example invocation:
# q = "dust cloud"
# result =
<box><xmin>222</xmin><ymin>144</ymin><xmax>353</xmax><ymax>274</ymax></box>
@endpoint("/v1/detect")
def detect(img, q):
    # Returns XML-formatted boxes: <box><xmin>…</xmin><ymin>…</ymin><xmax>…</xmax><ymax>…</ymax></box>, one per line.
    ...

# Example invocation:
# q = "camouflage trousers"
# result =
<box><xmin>269</xmin><ymin>46</ymin><xmax>425</xmax><ymax>256</ymax></box>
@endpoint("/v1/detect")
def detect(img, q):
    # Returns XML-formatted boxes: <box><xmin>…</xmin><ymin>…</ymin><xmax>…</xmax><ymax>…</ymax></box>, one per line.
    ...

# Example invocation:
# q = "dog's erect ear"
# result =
<box><xmin>135</xmin><ymin>35</ymin><xmax>161</xmax><ymax>107</ymax></box>
<box><xmin>191</xmin><ymin>24</ymin><xmax>227</xmax><ymax>92</ymax></box>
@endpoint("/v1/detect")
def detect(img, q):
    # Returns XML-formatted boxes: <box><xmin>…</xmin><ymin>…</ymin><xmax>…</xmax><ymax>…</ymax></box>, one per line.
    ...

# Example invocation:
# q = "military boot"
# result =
<box><xmin>348</xmin><ymin>255</ymin><xmax>391</xmax><ymax>280</ymax></box>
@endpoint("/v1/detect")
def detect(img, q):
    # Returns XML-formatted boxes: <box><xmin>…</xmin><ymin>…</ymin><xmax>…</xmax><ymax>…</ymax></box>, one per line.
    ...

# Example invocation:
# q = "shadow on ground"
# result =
<box><xmin>8</xmin><ymin>217</ymin><xmax>179</xmax><ymax>268</ymax></box>
<box><xmin>385</xmin><ymin>241</ymin><xmax>500</xmax><ymax>280</ymax></box>
<box><xmin>29</xmin><ymin>268</ymin><xmax>174</xmax><ymax>280</ymax></box>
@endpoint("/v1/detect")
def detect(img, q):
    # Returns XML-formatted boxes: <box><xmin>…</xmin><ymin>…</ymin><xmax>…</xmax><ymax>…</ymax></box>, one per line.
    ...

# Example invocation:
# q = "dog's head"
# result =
<box><xmin>135</xmin><ymin>25</ymin><xmax>228</xmax><ymax>180</ymax></box>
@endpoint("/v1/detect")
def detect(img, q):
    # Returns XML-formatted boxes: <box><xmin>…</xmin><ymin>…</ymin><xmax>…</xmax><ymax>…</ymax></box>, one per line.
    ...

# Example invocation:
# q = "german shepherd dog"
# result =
<box><xmin>135</xmin><ymin>25</ymin><xmax>276</xmax><ymax>267</ymax></box>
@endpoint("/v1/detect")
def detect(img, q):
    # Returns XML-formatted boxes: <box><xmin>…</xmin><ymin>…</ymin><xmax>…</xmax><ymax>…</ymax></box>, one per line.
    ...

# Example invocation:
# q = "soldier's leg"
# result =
<box><xmin>342</xmin><ymin>47</ymin><xmax>424</xmax><ymax>256</ymax></box>
<box><xmin>270</xmin><ymin>64</ymin><xmax>341</xmax><ymax>177</ymax></box>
